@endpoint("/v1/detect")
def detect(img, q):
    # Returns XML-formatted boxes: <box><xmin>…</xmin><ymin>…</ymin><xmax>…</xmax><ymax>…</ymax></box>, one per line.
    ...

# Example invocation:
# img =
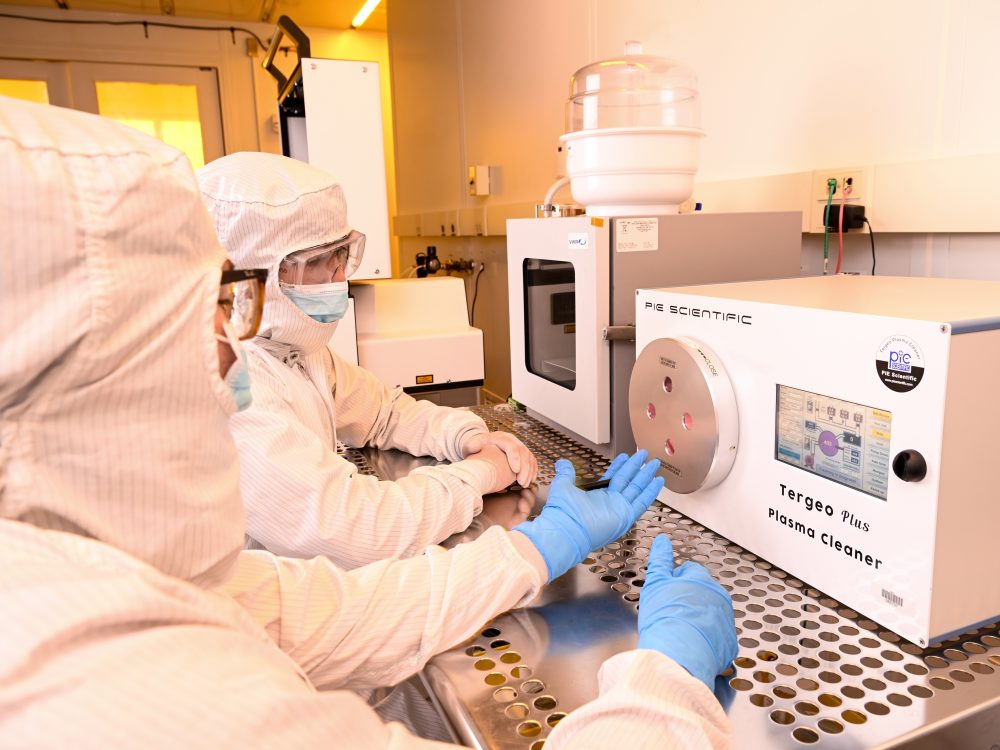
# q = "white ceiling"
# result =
<box><xmin>0</xmin><ymin>0</ymin><xmax>387</xmax><ymax>31</ymax></box>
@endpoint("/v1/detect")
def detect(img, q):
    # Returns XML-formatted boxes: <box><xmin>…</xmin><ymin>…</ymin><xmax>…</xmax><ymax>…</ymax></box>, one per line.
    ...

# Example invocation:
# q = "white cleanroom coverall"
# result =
<box><xmin>0</xmin><ymin>96</ymin><xmax>729</xmax><ymax>749</ymax></box>
<box><xmin>197</xmin><ymin>153</ymin><xmax>530</xmax><ymax>569</ymax></box>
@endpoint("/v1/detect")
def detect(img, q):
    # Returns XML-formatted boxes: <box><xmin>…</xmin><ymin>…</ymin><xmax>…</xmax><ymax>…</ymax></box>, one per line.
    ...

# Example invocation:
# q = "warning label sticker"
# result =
<box><xmin>615</xmin><ymin>218</ymin><xmax>659</xmax><ymax>253</ymax></box>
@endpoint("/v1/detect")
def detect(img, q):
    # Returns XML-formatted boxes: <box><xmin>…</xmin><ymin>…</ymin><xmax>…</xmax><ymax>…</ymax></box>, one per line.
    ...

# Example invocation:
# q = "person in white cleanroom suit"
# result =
<box><xmin>0</xmin><ymin>96</ymin><xmax>737</xmax><ymax>749</ymax></box>
<box><xmin>197</xmin><ymin>151</ymin><xmax>536</xmax><ymax>568</ymax></box>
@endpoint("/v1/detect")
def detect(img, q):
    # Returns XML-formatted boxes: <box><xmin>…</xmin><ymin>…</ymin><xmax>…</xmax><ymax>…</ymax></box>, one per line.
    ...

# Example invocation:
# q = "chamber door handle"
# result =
<box><xmin>603</xmin><ymin>325</ymin><xmax>635</xmax><ymax>342</ymax></box>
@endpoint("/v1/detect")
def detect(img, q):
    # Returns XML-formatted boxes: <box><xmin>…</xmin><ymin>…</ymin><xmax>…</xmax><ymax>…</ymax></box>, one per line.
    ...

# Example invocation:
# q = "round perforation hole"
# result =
<box><xmin>730</xmin><ymin>678</ymin><xmax>753</xmax><ymax>691</ymax></box>
<box><xmin>794</xmin><ymin>701</ymin><xmax>819</xmax><ymax>716</ymax></box>
<box><xmin>481</xmin><ymin>627</ymin><xmax>501</xmax><ymax>638</ymax></box>
<box><xmin>546</xmin><ymin>712</ymin><xmax>566</xmax><ymax>727</ymax></box>
<box><xmin>842</xmin><ymin>709</ymin><xmax>867</xmax><ymax>725</ymax></box>
<box><xmin>818</xmin><ymin>693</ymin><xmax>843</xmax><ymax>708</ymax></box>
<box><xmin>840</xmin><ymin>686</ymin><xmax>864</xmax><ymax>700</ymax></box>
<box><xmin>796</xmin><ymin>678</ymin><xmax>819</xmax><ymax>692</ymax></box>
<box><xmin>500</xmin><ymin>652</ymin><xmax>521</xmax><ymax>664</ymax></box>
<box><xmin>865</xmin><ymin>701</ymin><xmax>890</xmax><ymax>716</ymax></box>
<box><xmin>474</xmin><ymin>658</ymin><xmax>495</xmax><ymax>671</ymax></box>
<box><xmin>533</xmin><ymin>696</ymin><xmax>557</xmax><ymax>711</ymax></box>
<box><xmin>753</xmin><ymin>671</ymin><xmax>776</xmax><ymax>684</ymax></box>
<box><xmin>773</xmin><ymin>685</ymin><xmax>796</xmax><ymax>700</ymax></box>
<box><xmin>792</xmin><ymin>727</ymin><xmax>819</xmax><ymax>744</ymax></box>
<box><xmin>908</xmin><ymin>685</ymin><xmax>933</xmax><ymax>699</ymax></box>
<box><xmin>485</xmin><ymin>673</ymin><xmax>506</xmax><ymax>686</ymax></box>
<box><xmin>887</xmin><ymin>693</ymin><xmax>912</xmax><ymax>707</ymax></box>
<box><xmin>466</xmin><ymin>645</ymin><xmax>486</xmax><ymax>657</ymax></box>
<box><xmin>818</xmin><ymin>718</ymin><xmax>844</xmax><ymax>734</ymax></box>
<box><xmin>490</xmin><ymin>639</ymin><xmax>510</xmax><ymax>651</ymax></box>
<box><xmin>929</xmin><ymin>676</ymin><xmax>954</xmax><ymax>691</ymax></box>
<box><xmin>521</xmin><ymin>679</ymin><xmax>545</xmax><ymax>694</ymax></box>
<box><xmin>517</xmin><ymin>720</ymin><xmax>542</xmax><ymax>738</ymax></box>
<box><xmin>750</xmin><ymin>693</ymin><xmax>774</xmax><ymax>708</ymax></box>
<box><xmin>511</xmin><ymin>666</ymin><xmax>533</xmax><ymax>679</ymax></box>
<box><xmin>505</xmin><ymin>702</ymin><xmax>529</xmax><ymax>718</ymax></box>
<box><xmin>769</xmin><ymin>709</ymin><xmax>795</xmax><ymax>725</ymax></box>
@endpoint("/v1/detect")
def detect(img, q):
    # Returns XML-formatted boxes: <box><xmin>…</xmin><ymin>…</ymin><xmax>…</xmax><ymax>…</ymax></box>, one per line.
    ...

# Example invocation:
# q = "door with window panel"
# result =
<box><xmin>0</xmin><ymin>59</ymin><xmax>224</xmax><ymax>169</ymax></box>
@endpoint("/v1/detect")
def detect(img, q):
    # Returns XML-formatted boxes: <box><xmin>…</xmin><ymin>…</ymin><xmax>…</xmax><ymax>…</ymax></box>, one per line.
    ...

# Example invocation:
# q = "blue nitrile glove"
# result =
<box><xmin>513</xmin><ymin>450</ymin><xmax>664</xmax><ymax>582</ymax></box>
<box><xmin>637</xmin><ymin>535</ymin><xmax>739</xmax><ymax>692</ymax></box>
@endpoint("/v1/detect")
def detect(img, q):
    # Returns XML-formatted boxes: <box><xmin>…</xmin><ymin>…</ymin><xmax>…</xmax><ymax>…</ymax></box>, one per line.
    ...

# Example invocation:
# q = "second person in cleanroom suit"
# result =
<box><xmin>197</xmin><ymin>151</ymin><xmax>537</xmax><ymax>568</ymax></box>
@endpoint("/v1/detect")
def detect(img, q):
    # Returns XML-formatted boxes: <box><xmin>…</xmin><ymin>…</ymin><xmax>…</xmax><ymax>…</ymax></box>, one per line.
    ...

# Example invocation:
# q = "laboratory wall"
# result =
<box><xmin>0</xmin><ymin>5</ymin><xmax>398</xmax><ymax>268</ymax></box>
<box><xmin>389</xmin><ymin>0</ymin><xmax>1000</xmax><ymax>401</ymax></box>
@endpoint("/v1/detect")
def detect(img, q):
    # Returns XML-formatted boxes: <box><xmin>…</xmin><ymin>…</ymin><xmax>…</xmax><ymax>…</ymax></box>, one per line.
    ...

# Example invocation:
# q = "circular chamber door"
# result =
<box><xmin>629</xmin><ymin>336</ymin><xmax>739</xmax><ymax>494</ymax></box>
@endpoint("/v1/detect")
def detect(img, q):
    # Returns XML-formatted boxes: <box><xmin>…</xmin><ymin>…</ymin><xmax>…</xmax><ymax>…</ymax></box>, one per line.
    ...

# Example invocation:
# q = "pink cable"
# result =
<box><xmin>836</xmin><ymin>184</ymin><xmax>850</xmax><ymax>274</ymax></box>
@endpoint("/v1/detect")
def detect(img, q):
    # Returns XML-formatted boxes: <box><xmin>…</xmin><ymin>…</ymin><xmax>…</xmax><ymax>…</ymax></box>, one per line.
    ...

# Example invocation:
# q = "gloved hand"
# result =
<box><xmin>512</xmin><ymin>450</ymin><xmax>663</xmax><ymax>582</ymax></box>
<box><xmin>463</xmin><ymin>430</ymin><xmax>538</xmax><ymax>487</ymax></box>
<box><xmin>637</xmin><ymin>535</ymin><xmax>738</xmax><ymax>692</ymax></box>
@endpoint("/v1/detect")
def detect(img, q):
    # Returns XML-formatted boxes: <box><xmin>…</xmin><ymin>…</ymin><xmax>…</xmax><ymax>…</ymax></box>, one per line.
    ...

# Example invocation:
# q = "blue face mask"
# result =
<box><xmin>224</xmin><ymin>349</ymin><xmax>253</xmax><ymax>411</ymax></box>
<box><xmin>217</xmin><ymin>321</ymin><xmax>252</xmax><ymax>412</ymax></box>
<box><xmin>281</xmin><ymin>281</ymin><xmax>350</xmax><ymax>323</ymax></box>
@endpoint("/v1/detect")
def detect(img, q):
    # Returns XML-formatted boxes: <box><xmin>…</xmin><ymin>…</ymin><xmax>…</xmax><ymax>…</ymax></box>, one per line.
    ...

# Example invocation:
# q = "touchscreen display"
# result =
<box><xmin>775</xmin><ymin>385</ymin><xmax>891</xmax><ymax>500</ymax></box>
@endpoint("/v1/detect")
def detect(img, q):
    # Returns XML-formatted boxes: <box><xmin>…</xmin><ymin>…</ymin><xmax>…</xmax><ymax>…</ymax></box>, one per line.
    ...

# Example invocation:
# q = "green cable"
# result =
<box><xmin>823</xmin><ymin>179</ymin><xmax>836</xmax><ymax>275</ymax></box>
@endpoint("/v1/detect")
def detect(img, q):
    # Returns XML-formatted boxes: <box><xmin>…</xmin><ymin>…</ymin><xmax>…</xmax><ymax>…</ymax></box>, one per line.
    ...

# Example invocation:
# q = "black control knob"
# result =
<box><xmin>892</xmin><ymin>450</ymin><xmax>927</xmax><ymax>483</ymax></box>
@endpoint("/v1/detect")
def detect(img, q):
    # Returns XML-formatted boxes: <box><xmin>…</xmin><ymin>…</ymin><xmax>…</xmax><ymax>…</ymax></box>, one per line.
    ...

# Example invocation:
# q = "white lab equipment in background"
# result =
<box><xmin>289</xmin><ymin>58</ymin><xmax>391</xmax><ymax>281</ymax></box>
<box><xmin>632</xmin><ymin>275</ymin><xmax>1000</xmax><ymax>646</ymax></box>
<box><xmin>507</xmin><ymin>212</ymin><xmax>801</xmax><ymax>456</ymax></box>
<box><xmin>328</xmin><ymin>297</ymin><xmax>359</xmax><ymax>365</ymax></box>
<box><xmin>351</xmin><ymin>277</ymin><xmax>484</xmax><ymax>405</ymax></box>
<box><xmin>264</xmin><ymin>17</ymin><xmax>389</xmax><ymax>280</ymax></box>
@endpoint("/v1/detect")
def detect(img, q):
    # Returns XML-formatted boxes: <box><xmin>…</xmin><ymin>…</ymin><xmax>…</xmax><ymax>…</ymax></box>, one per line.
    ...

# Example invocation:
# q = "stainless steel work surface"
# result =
<box><xmin>348</xmin><ymin>405</ymin><xmax>1000</xmax><ymax>749</ymax></box>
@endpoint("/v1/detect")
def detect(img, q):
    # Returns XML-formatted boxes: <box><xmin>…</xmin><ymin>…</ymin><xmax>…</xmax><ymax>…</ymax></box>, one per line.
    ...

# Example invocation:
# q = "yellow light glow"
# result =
<box><xmin>351</xmin><ymin>0</ymin><xmax>381</xmax><ymax>28</ymax></box>
<box><xmin>0</xmin><ymin>79</ymin><xmax>49</xmax><ymax>104</ymax></box>
<box><xmin>95</xmin><ymin>81</ymin><xmax>206</xmax><ymax>169</ymax></box>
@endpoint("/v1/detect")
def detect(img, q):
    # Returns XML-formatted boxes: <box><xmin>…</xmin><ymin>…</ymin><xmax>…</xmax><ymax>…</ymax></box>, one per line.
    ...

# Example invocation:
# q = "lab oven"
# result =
<box><xmin>631</xmin><ymin>275</ymin><xmax>1000</xmax><ymax>646</ymax></box>
<box><xmin>507</xmin><ymin>212</ymin><xmax>801</xmax><ymax>454</ymax></box>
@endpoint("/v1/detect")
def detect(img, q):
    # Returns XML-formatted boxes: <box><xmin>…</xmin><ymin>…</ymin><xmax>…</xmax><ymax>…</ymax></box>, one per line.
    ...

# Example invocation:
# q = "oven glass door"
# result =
<box><xmin>524</xmin><ymin>259</ymin><xmax>576</xmax><ymax>389</ymax></box>
<box><xmin>506</xmin><ymin>216</ymin><xmax>610</xmax><ymax>445</ymax></box>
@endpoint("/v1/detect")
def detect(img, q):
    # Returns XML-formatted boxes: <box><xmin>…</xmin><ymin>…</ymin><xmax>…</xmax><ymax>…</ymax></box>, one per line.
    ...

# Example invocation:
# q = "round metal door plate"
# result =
<box><xmin>629</xmin><ymin>336</ymin><xmax>739</xmax><ymax>494</ymax></box>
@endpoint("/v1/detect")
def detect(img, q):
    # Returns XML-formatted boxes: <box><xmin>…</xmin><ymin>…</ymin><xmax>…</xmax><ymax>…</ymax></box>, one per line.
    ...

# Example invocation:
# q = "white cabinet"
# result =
<box><xmin>291</xmin><ymin>58</ymin><xmax>391</xmax><ymax>280</ymax></box>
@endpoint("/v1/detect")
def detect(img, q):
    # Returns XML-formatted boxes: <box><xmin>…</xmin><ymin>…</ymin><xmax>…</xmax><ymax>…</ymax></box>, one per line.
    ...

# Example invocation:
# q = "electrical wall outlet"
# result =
<box><xmin>810</xmin><ymin>166</ymin><xmax>872</xmax><ymax>232</ymax></box>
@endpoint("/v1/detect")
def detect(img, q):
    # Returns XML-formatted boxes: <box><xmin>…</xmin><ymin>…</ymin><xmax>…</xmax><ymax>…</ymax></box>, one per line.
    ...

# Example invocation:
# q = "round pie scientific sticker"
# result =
<box><xmin>875</xmin><ymin>335</ymin><xmax>925</xmax><ymax>392</ymax></box>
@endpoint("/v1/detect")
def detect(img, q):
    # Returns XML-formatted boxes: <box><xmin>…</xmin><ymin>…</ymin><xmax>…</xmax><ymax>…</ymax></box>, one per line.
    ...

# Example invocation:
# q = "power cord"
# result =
<box><xmin>864</xmin><ymin>217</ymin><xmax>877</xmax><ymax>275</ymax></box>
<box><xmin>822</xmin><ymin>179</ymin><xmax>836</xmax><ymax>275</ymax></box>
<box><xmin>469</xmin><ymin>262</ymin><xmax>485</xmax><ymax>325</ymax></box>
<box><xmin>0</xmin><ymin>11</ymin><xmax>267</xmax><ymax>47</ymax></box>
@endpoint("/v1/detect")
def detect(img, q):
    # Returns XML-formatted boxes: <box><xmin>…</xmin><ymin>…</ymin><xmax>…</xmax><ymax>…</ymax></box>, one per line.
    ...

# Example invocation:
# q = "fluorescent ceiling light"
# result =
<box><xmin>351</xmin><ymin>0</ymin><xmax>381</xmax><ymax>28</ymax></box>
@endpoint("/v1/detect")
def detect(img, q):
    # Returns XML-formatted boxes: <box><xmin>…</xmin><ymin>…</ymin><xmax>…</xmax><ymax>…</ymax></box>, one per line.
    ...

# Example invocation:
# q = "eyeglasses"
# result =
<box><xmin>220</xmin><ymin>268</ymin><xmax>268</xmax><ymax>339</ymax></box>
<box><xmin>278</xmin><ymin>230</ymin><xmax>366</xmax><ymax>286</ymax></box>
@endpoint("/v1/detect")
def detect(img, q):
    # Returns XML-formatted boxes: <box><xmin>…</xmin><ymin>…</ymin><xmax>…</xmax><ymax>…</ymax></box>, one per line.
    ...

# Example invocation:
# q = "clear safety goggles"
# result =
<box><xmin>219</xmin><ymin>267</ymin><xmax>268</xmax><ymax>339</ymax></box>
<box><xmin>278</xmin><ymin>230</ymin><xmax>366</xmax><ymax>286</ymax></box>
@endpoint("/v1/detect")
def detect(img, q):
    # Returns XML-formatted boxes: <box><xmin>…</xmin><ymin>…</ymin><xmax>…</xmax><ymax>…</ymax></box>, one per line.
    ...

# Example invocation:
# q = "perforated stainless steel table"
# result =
<box><xmin>349</xmin><ymin>405</ymin><xmax>1000</xmax><ymax>749</ymax></box>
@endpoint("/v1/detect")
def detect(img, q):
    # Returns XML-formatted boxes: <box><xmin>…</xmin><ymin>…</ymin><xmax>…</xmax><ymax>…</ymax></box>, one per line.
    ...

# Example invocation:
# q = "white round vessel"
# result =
<box><xmin>561</xmin><ymin>44</ymin><xmax>704</xmax><ymax>216</ymax></box>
